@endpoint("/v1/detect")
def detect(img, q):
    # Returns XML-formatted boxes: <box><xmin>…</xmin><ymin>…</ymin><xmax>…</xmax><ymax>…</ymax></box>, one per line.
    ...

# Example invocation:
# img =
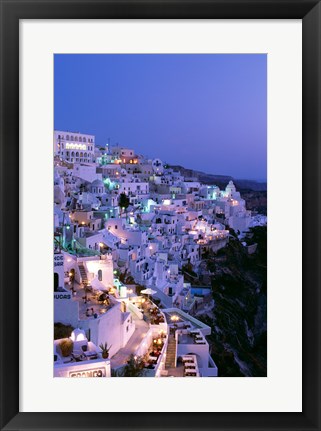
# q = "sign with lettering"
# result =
<box><xmin>69</xmin><ymin>367</ymin><xmax>106</xmax><ymax>378</ymax></box>
<box><xmin>66</xmin><ymin>143</ymin><xmax>87</xmax><ymax>151</ymax></box>
<box><xmin>54</xmin><ymin>254</ymin><xmax>64</xmax><ymax>267</ymax></box>
<box><xmin>54</xmin><ymin>293</ymin><xmax>71</xmax><ymax>300</ymax></box>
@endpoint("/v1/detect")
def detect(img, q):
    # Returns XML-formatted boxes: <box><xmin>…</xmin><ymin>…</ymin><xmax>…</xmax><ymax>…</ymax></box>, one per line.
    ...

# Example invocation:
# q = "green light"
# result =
<box><xmin>66</xmin><ymin>225</ymin><xmax>70</xmax><ymax>230</ymax></box>
<box><xmin>103</xmin><ymin>177</ymin><xmax>115</xmax><ymax>190</ymax></box>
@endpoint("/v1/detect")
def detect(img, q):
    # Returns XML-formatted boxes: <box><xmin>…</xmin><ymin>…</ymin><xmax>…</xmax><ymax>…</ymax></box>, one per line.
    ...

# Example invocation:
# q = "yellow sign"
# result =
<box><xmin>66</xmin><ymin>143</ymin><xmax>87</xmax><ymax>151</ymax></box>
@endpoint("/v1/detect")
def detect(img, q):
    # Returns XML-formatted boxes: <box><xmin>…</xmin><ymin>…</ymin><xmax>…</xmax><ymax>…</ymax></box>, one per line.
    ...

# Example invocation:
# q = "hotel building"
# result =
<box><xmin>54</xmin><ymin>130</ymin><xmax>95</xmax><ymax>164</ymax></box>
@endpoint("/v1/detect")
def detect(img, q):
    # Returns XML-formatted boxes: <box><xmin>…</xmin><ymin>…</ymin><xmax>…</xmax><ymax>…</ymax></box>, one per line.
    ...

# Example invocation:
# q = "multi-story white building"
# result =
<box><xmin>54</xmin><ymin>130</ymin><xmax>95</xmax><ymax>164</ymax></box>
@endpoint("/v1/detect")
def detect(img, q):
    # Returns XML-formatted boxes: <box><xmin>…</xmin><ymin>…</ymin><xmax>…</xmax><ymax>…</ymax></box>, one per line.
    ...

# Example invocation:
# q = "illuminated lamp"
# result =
<box><xmin>70</xmin><ymin>328</ymin><xmax>86</xmax><ymax>342</ymax></box>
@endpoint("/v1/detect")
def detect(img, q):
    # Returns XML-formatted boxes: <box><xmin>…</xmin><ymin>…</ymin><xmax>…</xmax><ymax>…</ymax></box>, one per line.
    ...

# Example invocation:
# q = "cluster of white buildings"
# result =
<box><xmin>53</xmin><ymin>130</ymin><xmax>264</xmax><ymax>378</ymax></box>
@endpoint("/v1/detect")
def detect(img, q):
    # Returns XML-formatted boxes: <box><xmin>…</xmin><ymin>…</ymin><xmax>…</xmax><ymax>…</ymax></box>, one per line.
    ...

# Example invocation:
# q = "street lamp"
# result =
<box><xmin>170</xmin><ymin>315</ymin><xmax>179</xmax><ymax>334</ymax></box>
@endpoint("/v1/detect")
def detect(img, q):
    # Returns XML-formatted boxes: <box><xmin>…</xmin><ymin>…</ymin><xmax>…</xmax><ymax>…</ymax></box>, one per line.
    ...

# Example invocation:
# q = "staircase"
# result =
<box><xmin>78</xmin><ymin>263</ymin><xmax>88</xmax><ymax>285</ymax></box>
<box><xmin>165</xmin><ymin>334</ymin><xmax>177</xmax><ymax>369</ymax></box>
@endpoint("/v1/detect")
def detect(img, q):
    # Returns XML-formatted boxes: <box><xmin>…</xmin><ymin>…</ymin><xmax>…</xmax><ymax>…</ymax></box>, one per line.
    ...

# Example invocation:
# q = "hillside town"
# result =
<box><xmin>53</xmin><ymin>130</ymin><xmax>267</xmax><ymax>378</ymax></box>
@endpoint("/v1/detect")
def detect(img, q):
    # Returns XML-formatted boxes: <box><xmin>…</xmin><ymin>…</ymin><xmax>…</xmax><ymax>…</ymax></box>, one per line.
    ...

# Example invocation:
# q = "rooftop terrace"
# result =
<box><xmin>67</xmin><ymin>280</ymin><xmax>116</xmax><ymax>320</ymax></box>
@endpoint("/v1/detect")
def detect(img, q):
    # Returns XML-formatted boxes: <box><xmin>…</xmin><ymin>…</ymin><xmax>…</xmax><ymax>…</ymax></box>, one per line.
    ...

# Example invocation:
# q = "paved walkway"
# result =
<box><xmin>166</xmin><ymin>364</ymin><xmax>185</xmax><ymax>377</ymax></box>
<box><xmin>110</xmin><ymin>315</ymin><xmax>149</xmax><ymax>369</ymax></box>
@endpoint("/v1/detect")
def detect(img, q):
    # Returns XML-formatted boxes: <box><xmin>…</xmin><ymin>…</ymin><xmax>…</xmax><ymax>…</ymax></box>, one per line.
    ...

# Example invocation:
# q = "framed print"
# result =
<box><xmin>0</xmin><ymin>0</ymin><xmax>320</xmax><ymax>430</ymax></box>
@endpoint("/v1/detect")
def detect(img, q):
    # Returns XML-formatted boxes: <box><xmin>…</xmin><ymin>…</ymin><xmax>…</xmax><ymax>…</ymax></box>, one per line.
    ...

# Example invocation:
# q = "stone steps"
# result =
<box><xmin>78</xmin><ymin>263</ymin><xmax>88</xmax><ymax>284</ymax></box>
<box><xmin>165</xmin><ymin>335</ymin><xmax>177</xmax><ymax>369</ymax></box>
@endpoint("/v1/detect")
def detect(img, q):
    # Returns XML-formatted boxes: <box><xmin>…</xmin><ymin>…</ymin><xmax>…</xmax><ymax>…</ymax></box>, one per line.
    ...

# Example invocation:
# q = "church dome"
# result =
<box><xmin>91</xmin><ymin>179</ymin><xmax>104</xmax><ymax>187</ymax></box>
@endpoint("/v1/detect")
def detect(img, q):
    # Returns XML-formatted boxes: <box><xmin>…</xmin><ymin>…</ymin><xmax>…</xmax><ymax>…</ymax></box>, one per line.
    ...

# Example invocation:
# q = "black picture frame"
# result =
<box><xmin>0</xmin><ymin>0</ymin><xmax>320</xmax><ymax>430</ymax></box>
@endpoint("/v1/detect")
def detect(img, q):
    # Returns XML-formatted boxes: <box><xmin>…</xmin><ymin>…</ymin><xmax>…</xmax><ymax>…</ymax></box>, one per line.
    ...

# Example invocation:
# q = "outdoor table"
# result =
<box><xmin>84</xmin><ymin>351</ymin><xmax>98</xmax><ymax>359</ymax></box>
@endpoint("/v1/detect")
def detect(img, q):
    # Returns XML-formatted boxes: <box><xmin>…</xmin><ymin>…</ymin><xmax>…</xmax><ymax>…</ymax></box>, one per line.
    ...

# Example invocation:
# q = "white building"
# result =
<box><xmin>54</xmin><ymin>130</ymin><xmax>95</xmax><ymax>164</ymax></box>
<box><xmin>54</xmin><ymin>333</ymin><xmax>112</xmax><ymax>378</ymax></box>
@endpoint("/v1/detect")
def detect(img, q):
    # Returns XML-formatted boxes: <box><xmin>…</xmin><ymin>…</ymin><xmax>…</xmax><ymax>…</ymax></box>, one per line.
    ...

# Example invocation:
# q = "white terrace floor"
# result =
<box><xmin>110</xmin><ymin>314</ymin><xmax>149</xmax><ymax>369</ymax></box>
<box><xmin>65</xmin><ymin>281</ymin><xmax>114</xmax><ymax>320</ymax></box>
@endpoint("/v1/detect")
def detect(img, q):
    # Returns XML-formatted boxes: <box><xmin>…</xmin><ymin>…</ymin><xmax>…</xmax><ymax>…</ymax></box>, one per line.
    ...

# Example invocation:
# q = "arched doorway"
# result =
<box><xmin>54</xmin><ymin>272</ymin><xmax>59</xmax><ymax>291</ymax></box>
<box><xmin>69</xmin><ymin>268</ymin><xmax>75</xmax><ymax>282</ymax></box>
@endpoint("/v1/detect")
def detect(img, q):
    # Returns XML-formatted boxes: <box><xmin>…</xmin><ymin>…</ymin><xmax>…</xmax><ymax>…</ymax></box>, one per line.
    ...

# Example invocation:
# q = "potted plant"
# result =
<box><xmin>59</xmin><ymin>338</ymin><xmax>74</xmax><ymax>357</ymax></box>
<box><xmin>99</xmin><ymin>342</ymin><xmax>112</xmax><ymax>359</ymax></box>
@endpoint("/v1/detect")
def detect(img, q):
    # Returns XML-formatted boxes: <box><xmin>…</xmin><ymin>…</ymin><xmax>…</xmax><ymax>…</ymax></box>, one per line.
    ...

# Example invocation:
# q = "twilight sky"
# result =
<box><xmin>54</xmin><ymin>54</ymin><xmax>267</xmax><ymax>181</ymax></box>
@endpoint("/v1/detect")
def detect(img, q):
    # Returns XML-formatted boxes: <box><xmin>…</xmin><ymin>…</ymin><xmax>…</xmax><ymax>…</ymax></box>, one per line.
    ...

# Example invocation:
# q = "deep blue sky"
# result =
<box><xmin>55</xmin><ymin>54</ymin><xmax>267</xmax><ymax>181</ymax></box>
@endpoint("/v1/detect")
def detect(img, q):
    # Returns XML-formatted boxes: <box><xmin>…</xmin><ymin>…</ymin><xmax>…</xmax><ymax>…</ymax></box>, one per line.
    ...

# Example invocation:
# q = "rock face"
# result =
<box><xmin>241</xmin><ymin>190</ymin><xmax>267</xmax><ymax>215</ymax></box>
<box><xmin>198</xmin><ymin>226</ymin><xmax>267</xmax><ymax>377</ymax></box>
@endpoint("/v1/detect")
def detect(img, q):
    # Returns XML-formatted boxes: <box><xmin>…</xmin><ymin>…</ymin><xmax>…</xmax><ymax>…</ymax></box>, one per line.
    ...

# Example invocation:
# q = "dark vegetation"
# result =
<box><xmin>118</xmin><ymin>192</ymin><xmax>130</xmax><ymax>212</ymax></box>
<box><xmin>54</xmin><ymin>322</ymin><xmax>74</xmax><ymax>340</ymax></box>
<box><xmin>119</xmin><ymin>269</ymin><xmax>135</xmax><ymax>284</ymax></box>
<box><xmin>198</xmin><ymin>226</ymin><xmax>267</xmax><ymax>376</ymax></box>
<box><xmin>112</xmin><ymin>354</ymin><xmax>146</xmax><ymax>377</ymax></box>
